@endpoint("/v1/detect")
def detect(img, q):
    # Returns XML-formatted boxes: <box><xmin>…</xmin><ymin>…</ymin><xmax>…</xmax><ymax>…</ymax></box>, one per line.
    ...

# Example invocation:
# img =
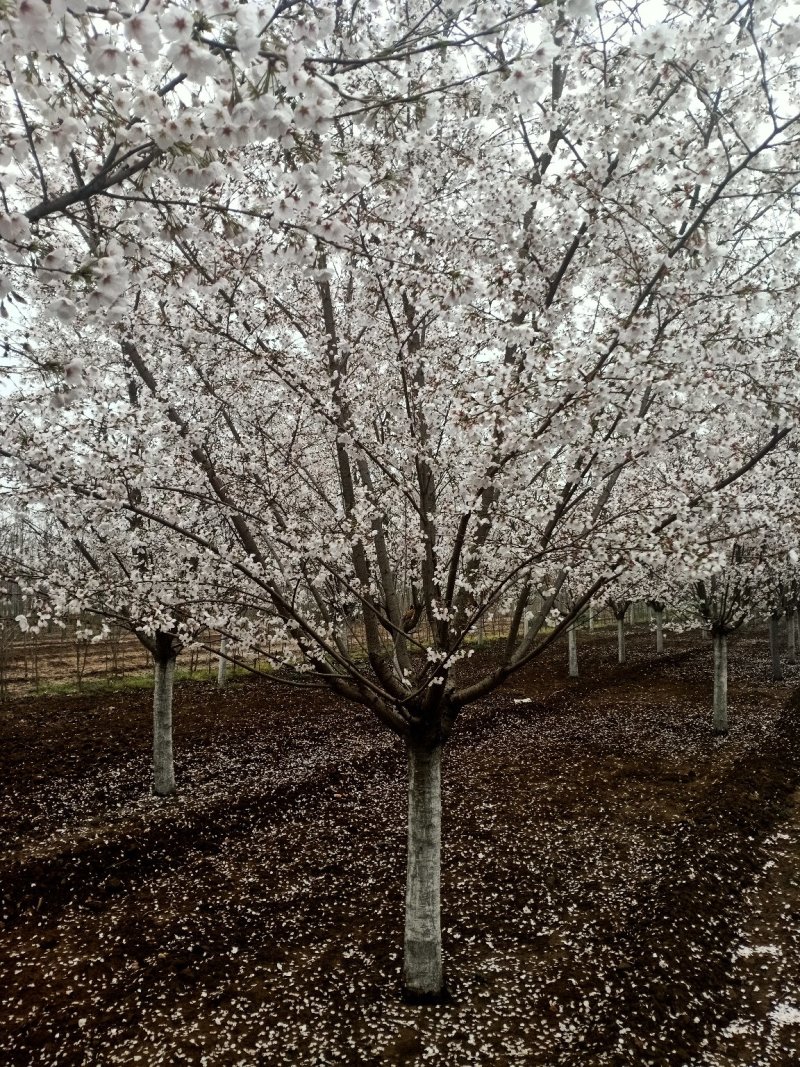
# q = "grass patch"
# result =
<box><xmin>6</xmin><ymin>661</ymin><xmax>269</xmax><ymax>701</ymax></box>
<box><xmin>31</xmin><ymin>674</ymin><xmax>155</xmax><ymax>698</ymax></box>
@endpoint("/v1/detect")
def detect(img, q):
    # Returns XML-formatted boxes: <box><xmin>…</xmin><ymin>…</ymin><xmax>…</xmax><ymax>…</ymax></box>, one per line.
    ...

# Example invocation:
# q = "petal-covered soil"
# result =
<box><xmin>1</xmin><ymin>628</ymin><xmax>799</xmax><ymax>1065</ymax></box>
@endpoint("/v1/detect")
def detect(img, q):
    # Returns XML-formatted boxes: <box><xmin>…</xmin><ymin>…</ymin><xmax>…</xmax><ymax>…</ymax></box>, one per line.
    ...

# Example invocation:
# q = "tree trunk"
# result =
<box><xmin>712</xmin><ymin>631</ymin><xmax>728</xmax><ymax>735</ymax></box>
<box><xmin>588</xmin><ymin>601</ymin><xmax>594</xmax><ymax>630</ymax></box>
<box><xmin>769</xmin><ymin>615</ymin><xmax>783</xmax><ymax>682</ymax></box>
<box><xmin>404</xmin><ymin>741</ymin><xmax>442</xmax><ymax>998</ymax></box>
<box><xmin>153</xmin><ymin>655</ymin><xmax>177</xmax><ymax>796</ymax></box>
<box><xmin>617</xmin><ymin>618</ymin><xmax>626</xmax><ymax>664</ymax></box>
<box><xmin>568</xmin><ymin>623</ymin><xmax>578</xmax><ymax>677</ymax></box>
<box><xmin>217</xmin><ymin>635</ymin><xmax>229</xmax><ymax>688</ymax></box>
<box><xmin>790</xmin><ymin>610</ymin><xmax>798</xmax><ymax>666</ymax></box>
<box><xmin>655</xmin><ymin>608</ymin><xmax>664</xmax><ymax>654</ymax></box>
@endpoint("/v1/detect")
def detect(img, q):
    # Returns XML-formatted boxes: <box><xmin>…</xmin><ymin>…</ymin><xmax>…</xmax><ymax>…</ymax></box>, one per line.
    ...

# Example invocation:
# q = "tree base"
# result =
<box><xmin>152</xmin><ymin>785</ymin><xmax>177</xmax><ymax>798</ymax></box>
<box><xmin>712</xmin><ymin>728</ymin><xmax>729</xmax><ymax>737</ymax></box>
<box><xmin>402</xmin><ymin>983</ymin><xmax>452</xmax><ymax>1006</ymax></box>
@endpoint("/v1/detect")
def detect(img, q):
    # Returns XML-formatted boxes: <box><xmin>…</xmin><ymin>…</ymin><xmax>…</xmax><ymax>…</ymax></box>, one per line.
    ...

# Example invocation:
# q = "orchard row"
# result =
<box><xmin>1</xmin><ymin>1</ymin><xmax>799</xmax><ymax>998</ymax></box>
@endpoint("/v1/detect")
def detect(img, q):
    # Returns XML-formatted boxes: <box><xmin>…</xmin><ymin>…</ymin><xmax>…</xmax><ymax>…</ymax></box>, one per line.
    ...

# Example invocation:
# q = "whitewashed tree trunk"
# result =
<box><xmin>712</xmin><ymin>631</ymin><xmax>728</xmax><ymax>735</ymax></box>
<box><xmin>588</xmin><ymin>601</ymin><xmax>594</xmax><ymax>630</ymax></box>
<box><xmin>217</xmin><ymin>635</ymin><xmax>229</xmax><ymax>688</ymax></box>
<box><xmin>789</xmin><ymin>611</ymin><xmax>798</xmax><ymax>666</ymax></box>
<box><xmin>769</xmin><ymin>615</ymin><xmax>783</xmax><ymax>682</ymax></box>
<box><xmin>617</xmin><ymin>618</ymin><xmax>626</xmax><ymax>664</ymax></box>
<box><xmin>568</xmin><ymin>623</ymin><xmax>578</xmax><ymax>677</ymax></box>
<box><xmin>153</xmin><ymin>655</ymin><xmax>177</xmax><ymax>796</ymax></box>
<box><xmin>404</xmin><ymin>742</ymin><xmax>442</xmax><ymax>997</ymax></box>
<box><xmin>655</xmin><ymin>608</ymin><xmax>664</xmax><ymax>654</ymax></box>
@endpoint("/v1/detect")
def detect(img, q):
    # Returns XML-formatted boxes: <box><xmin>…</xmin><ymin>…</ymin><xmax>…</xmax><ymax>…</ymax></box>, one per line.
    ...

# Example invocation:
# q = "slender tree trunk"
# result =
<box><xmin>789</xmin><ymin>610</ymin><xmax>798</xmax><ymax>666</ymax></box>
<box><xmin>712</xmin><ymin>631</ymin><xmax>728</xmax><ymax>735</ymax></box>
<box><xmin>794</xmin><ymin>610</ymin><xmax>800</xmax><ymax>659</ymax></box>
<box><xmin>617</xmin><ymin>618</ymin><xmax>626</xmax><ymax>664</ymax></box>
<box><xmin>153</xmin><ymin>655</ymin><xmax>177</xmax><ymax>796</ymax></box>
<box><xmin>769</xmin><ymin>615</ymin><xmax>783</xmax><ymax>682</ymax></box>
<box><xmin>655</xmin><ymin>608</ymin><xmax>664</xmax><ymax>654</ymax></box>
<box><xmin>568</xmin><ymin>623</ymin><xmax>578</xmax><ymax>677</ymax></box>
<box><xmin>217</xmin><ymin>635</ymin><xmax>229</xmax><ymax>688</ymax></box>
<box><xmin>588</xmin><ymin>601</ymin><xmax>594</xmax><ymax>630</ymax></box>
<box><xmin>404</xmin><ymin>741</ymin><xmax>442</xmax><ymax>998</ymax></box>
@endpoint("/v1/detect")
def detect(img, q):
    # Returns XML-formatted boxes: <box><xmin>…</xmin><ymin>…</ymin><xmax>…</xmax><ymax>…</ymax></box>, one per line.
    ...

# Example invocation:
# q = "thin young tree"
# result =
<box><xmin>3</xmin><ymin>0</ymin><xmax>800</xmax><ymax>1000</ymax></box>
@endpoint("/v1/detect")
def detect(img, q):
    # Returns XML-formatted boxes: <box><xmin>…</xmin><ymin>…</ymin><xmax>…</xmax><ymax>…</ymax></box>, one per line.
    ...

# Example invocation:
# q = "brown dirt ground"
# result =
<box><xmin>1</xmin><ymin>626</ymin><xmax>799</xmax><ymax>1066</ymax></box>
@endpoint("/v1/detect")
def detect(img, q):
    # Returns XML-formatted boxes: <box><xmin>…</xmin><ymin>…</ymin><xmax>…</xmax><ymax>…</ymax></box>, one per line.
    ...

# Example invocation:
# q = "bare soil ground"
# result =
<box><xmin>1</xmin><ymin>627</ymin><xmax>799</xmax><ymax>1066</ymax></box>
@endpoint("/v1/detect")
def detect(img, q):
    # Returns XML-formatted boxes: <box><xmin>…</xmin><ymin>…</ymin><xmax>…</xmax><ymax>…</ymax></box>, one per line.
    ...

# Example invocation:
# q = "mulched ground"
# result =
<box><xmin>1</xmin><ymin>625</ymin><xmax>799</xmax><ymax>1066</ymax></box>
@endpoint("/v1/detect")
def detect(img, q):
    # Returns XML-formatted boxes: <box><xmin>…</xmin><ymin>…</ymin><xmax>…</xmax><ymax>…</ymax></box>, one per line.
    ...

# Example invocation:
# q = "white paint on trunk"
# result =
<box><xmin>153</xmin><ymin>656</ymin><xmax>176</xmax><ymax>796</ymax></box>
<box><xmin>568</xmin><ymin>623</ymin><xmax>578</xmax><ymax>677</ymax></box>
<box><xmin>217</xmin><ymin>636</ymin><xmax>229</xmax><ymax>688</ymax></box>
<box><xmin>656</xmin><ymin>609</ymin><xmax>664</xmax><ymax>654</ymax></box>
<box><xmin>617</xmin><ymin>618</ymin><xmax>626</xmax><ymax>664</ymax></box>
<box><xmin>769</xmin><ymin>615</ymin><xmax>783</xmax><ymax>681</ymax></box>
<box><xmin>588</xmin><ymin>601</ymin><xmax>594</xmax><ymax>630</ymax></box>
<box><xmin>404</xmin><ymin>742</ymin><xmax>442</xmax><ymax>997</ymax></box>
<box><xmin>393</xmin><ymin>647</ymin><xmax>404</xmax><ymax>683</ymax></box>
<box><xmin>790</xmin><ymin>611</ymin><xmax>798</xmax><ymax>666</ymax></box>
<box><xmin>713</xmin><ymin>631</ymin><xmax>728</xmax><ymax>735</ymax></box>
